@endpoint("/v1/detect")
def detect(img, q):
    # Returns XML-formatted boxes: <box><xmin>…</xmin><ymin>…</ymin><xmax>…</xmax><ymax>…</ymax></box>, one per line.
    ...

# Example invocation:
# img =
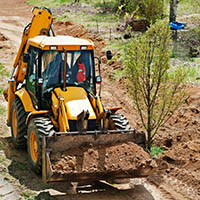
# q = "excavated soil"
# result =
<box><xmin>51</xmin><ymin>142</ymin><xmax>156</xmax><ymax>175</ymax></box>
<box><xmin>53</xmin><ymin>21</ymin><xmax>106</xmax><ymax>56</ymax></box>
<box><xmin>149</xmin><ymin>85</ymin><xmax>200</xmax><ymax>199</ymax></box>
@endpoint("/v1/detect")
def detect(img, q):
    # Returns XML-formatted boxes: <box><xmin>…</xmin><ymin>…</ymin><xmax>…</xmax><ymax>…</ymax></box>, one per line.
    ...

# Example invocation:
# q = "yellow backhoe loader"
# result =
<box><xmin>4</xmin><ymin>7</ymin><xmax>155</xmax><ymax>184</ymax></box>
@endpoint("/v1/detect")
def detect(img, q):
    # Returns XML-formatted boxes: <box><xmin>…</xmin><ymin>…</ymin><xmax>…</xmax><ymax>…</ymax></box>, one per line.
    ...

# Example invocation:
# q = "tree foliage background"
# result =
<box><xmin>117</xmin><ymin>0</ymin><xmax>164</xmax><ymax>24</ymax></box>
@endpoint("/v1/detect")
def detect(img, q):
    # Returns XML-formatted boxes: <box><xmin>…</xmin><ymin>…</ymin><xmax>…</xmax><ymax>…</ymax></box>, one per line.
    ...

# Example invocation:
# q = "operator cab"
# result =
<box><xmin>41</xmin><ymin>50</ymin><xmax>95</xmax><ymax>92</ymax></box>
<box><xmin>25</xmin><ymin>36</ymin><xmax>96</xmax><ymax>109</ymax></box>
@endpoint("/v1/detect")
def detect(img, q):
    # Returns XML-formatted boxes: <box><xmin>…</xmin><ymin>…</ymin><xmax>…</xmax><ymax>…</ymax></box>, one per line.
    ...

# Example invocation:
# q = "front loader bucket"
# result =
<box><xmin>42</xmin><ymin>130</ymin><xmax>156</xmax><ymax>183</ymax></box>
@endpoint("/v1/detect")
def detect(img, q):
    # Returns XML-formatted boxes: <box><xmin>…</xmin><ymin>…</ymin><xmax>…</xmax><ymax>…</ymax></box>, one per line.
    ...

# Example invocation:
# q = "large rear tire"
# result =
<box><xmin>27</xmin><ymin>117</ymin><xmax>55</xmax><ymax>174</ymax></box>
<box><xmin>10</xmin><ymin>97</ymin><xmax>27</xmax><ymax>148</ymax></box>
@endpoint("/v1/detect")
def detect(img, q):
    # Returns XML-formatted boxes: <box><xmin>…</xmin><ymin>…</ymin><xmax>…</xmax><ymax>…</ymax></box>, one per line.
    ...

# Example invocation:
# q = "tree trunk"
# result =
<box><xmin>147</xmin><ymin>61</ymin><xmax>152</xmax><ymax>151</ymax></box>
<box><xmin>147</xmin><ymin>133</ymin><xmax>152</xmax><ymax>151</ymax></box>
<box><xmin>147</xmin><ymin>109</ymin><xmax>152</xmax><ymax>151</ymax></box>
<box><xmin>169</xmin><ymin>0</ymin><xmax>178</xmax><ymax>22</ymax></box>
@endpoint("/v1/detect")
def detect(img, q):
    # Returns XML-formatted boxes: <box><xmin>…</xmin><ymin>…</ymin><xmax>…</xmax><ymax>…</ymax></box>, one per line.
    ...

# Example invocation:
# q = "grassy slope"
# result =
<box><xmin>28</xmin><ymin>0</ymin><xmax>118</xmax><ymax>32</ymax></box>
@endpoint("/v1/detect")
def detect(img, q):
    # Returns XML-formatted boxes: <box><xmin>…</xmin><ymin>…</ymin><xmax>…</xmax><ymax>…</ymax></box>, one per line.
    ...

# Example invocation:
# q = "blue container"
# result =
<box><xmin>170</xmin><ymin>21</ymin><xmax>186</xmax><ymax>30</ymax></box>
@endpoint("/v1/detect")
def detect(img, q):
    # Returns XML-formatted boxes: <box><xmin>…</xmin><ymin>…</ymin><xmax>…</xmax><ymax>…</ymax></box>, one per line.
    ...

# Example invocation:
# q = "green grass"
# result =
<box><xmin>0</xmin><ymin>106</ymin><xmax>6</xmax><ymax>115</ymax></box>
<box><xmin>21</xmin><ymin>191</ymin><xmax>35</xmax><ymax>200</ymax></box>
<box><xmin>112</xmin><ymin>68</ymin><xmax>124</xmax><ymax>80</ymax></box>
<box><xmin>0</xmin><ymin>88</ymin><xmax>3</xmax><ymax>95</ymax></box>
<box><xmin>27</xmin><ymin>0</ymin><xmax>71</xmax><ymax>7</ymax></box>
<box><xmin>27</xmin><ymin>0</ymin><xmax>118</xmax><ymax>30</ymax></box>
<box><xmin>0</xmin><ymin>63</ymin><xmax>9</xmax><ymax>77</ymax></box>
<box><xmin>150</xmin><ymin>146</ymin><xmax>164</xmax><ymax>158</ymax></box>
<box><xmin>94</xmin><ymin>0</ymin><xmax>118</xmax><ymax>12</ymax></box>
<box><xmin>178</xmin><ymin>0</ymin><xmax>200</xmax><ymax>15</ymax></box>
<box><xmin>0</xmin><ymin>153</ymin><xmax>6</xmax><ymax>162</ymax></box>
<box><xmin>88</xmin><ymin>13</ymin><xmax>117</xmax><ymax>23</ymax></box>
<box><xmin>56</xmin><ymin>13</ymin><xmax>70</xmax><ymax>21</ymax></box>
<box><xmin>27</xmin><ymin>0</ymin><xmax>103</xmax><ymax>7</ymax></box>
<box><xmin>184</xmin><ymin>64</ymin><xmax>200</xmax><ymax>83</ymax></box>
<box><xmin>163</xmin><ymin>0</ymin><xmax>200</xmax><ymax>16</ymax></box>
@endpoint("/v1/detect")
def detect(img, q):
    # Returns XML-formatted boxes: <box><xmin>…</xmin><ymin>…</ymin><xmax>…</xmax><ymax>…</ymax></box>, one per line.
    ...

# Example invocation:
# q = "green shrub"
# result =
<box><xmin>150</xmin><ymin>146</ymin><xmax>164</xmax><ymax>158</ymax></box>
<box><xmin>0</xmin><ymin>63</ymin><xmax>9</xmax><ymax>77</ymax></box>
<box><xmin>117</xmin><ymin>0</ymin><xmax>164</xmax><ymax>24</ymax></box>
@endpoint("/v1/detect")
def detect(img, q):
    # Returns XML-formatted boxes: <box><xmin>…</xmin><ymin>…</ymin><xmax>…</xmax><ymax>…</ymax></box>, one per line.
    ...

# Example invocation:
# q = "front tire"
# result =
<box><xmin>110</xmin><ymin>113</ymin><xmax>131</xmax><ymax>130</ymax></box>
<box><xmin>27</xmin><ymin>117</ymin><xmax>55</xmax><ymax>174</ymax></box>
<box><xmin>111</xmin><ymin>114</ymin><xmax>146</xmax><ymax>149</ymax></box>
<box><xmin>10</xmin><ymin>97</ymin><xmax>27</xmax><ymax>148</ymax></box>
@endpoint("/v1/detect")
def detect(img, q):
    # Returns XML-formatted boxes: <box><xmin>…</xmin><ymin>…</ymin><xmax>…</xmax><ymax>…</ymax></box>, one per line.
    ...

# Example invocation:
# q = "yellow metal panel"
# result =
<box><xmin>54</xmin><ymin>87</ymin><xmax>96</xmax><ymax>120</ymax></box>
<box><xmin>29</xmin><ymin>9</ymin><xmax>52</xmax><ymax>39</ymax></box>
<box><xmin>89</xmin><ymin>95</ymin><xmax>105</xmax><ymax>117</ymax></box>
<box><xmin>51</xmin><ymin>92</ymin><xmax>59</xmax><ymax>120</ymax></box>
<box><xmin>28</xmin><ymin>36</ymin><xmax>94</xmax><ymax>51</ymax></box>
<box><xmin>51</xmin><ymin>91</ymin><xmax>70</xmax><ymax>131</ymax></box>
<box><xmin>44</xmin><ymin>45</ymin><xmax>94</xmax><ymax>51</ymax></box>
<box><xmin>26</xmin><ymin>110</ymin><xmax>49</xmax><ymax>125</ymax></box>
<box><xmin>13</xmin><ymin>28</ymin><xmax>30</xmax><ymax>68</ymax></box>
<box><xmin>59</xmin><ymin>100</ymin><xmax>70</xmax><ymax>132</ymax></box>
<box><xmin>15</xmin><ymin>88</ymin><xmax>35</xmax><ymax>112</ymax></box>
<box><xmin>29</xmin><ymin>36</ymin><xmax>94</xmax><ymax>48</ymax></box>
<box><xmin>107</xmin><ymin>106</ymin><xmax>122</xmax><ymax>113</ymax></box>
<box><xmin>96</xmin><ymin>96</ymin><xmax>104</xmax><ymax>114</ymax></box>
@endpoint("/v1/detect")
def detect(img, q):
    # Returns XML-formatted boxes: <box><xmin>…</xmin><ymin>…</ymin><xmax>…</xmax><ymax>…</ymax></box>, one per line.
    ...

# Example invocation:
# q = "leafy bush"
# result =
<box><xmin>150</xmin><ymin>146</ymin><xmax>164</xmax><ymax>158</ymax></box>
<box><xmin>117</xmin><ymin>0</ymin><xmax>164</xmax><ymax>24</ymax></box>
<box><xmin>0</xmin><ymin>63</ymin><xmax>9</xmax><ymax>77</ymax></box>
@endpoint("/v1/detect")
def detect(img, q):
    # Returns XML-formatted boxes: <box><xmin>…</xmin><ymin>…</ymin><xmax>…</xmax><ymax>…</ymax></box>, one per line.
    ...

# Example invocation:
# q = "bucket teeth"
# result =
<box><xmin>97</xmin><ymin>109</ymin><xmax>111</xmax><ymax>131</ymax></box>
<box><xmin>76</xmin><ymin>110</ymin><xmax>89</xmax><ymax>132</ymax></box>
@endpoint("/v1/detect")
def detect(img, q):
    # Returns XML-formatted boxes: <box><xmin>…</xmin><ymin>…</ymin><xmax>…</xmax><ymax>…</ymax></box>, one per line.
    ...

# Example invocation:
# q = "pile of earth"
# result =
<box><xmin>155</xmin><ymin>85</ymin><xmax>200</xmax><ymax>147</ymax></box>
<box><xmin>51</xmin><ymin>142</ymin><xmax>156</xmax><ymax>178</ymax></box>
<box><xmin>151</xmin><ymin>84</ymin><xmax>200</xmax><ymax>199</ymax></box>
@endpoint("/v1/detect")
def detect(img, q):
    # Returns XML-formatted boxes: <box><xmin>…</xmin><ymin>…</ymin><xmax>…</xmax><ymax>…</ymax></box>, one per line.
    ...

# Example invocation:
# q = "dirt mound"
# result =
<box><xmin>163</xmin><ymin>141</ymin><xmax>200</xmax><ymax>191</ymax></box>
<box><xmin>51</xmin><ymin>142</ymin><xmax>156</xmax><ymax>178</ymax></box>
<box><xmin>166</xmin><ymin>140</ymin><xmax>200</xmax><ymax>161</ymax></box>
<box><xmin>53</xmin><ymin>21</ymin><xmax>105</xmax><ymax>56</ymax></box>
<box><xmin>0</xmin><ymin>33</ymin><xmax>8</xmax><ymax>41</ymax></box>
<box><xmin>151</xmin><ymin>85</ymin><xmax>200</xmax><ymax>199</ymax></box>
<box><xmin>155</xmin><ymin>85</ymin><xmax>200</xmax><ymax>147</ymax></box>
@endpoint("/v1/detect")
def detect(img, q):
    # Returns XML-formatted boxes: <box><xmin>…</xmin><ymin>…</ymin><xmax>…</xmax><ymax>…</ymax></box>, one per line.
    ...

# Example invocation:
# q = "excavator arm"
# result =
<box><xmin>5</xmin><ymin>7</ymin><xmax>54</xmax><ymax>125</ymax></box>
<box><xmin>13</xmin><ymin>7</ymin><xmax>54</xmax><ymax>82</ymax></box>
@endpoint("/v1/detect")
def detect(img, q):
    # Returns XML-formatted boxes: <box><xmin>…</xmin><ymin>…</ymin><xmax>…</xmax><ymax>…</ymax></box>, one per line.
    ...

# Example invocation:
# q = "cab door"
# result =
<box><xmin>25</xmin><ymin>48</ymin><xmax>38</xmax><ymax>107</ymax></box>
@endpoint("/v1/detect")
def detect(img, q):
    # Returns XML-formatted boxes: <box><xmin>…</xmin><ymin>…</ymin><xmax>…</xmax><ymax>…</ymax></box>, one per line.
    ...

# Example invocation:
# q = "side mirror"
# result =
<box><xmin>106</xmin><ymin>50</ymin><xmax>112</xmax><ymax>60</ymax></box>
<box><xmin>23</xmin><ymin>52</ymin><xmax>30</xmax><ymax>63</ymax></box>
<box><xmin>96</xmin><ymin>75</ymin><xmax>102</xmax><ymax>84</ymax></box>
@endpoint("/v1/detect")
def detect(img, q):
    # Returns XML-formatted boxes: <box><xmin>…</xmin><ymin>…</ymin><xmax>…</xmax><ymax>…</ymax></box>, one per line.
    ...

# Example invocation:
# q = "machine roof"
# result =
<box><xmin>28</xmin><ymin>35</ymin><xmax>94</xmax><ymax>50</ymax></box>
